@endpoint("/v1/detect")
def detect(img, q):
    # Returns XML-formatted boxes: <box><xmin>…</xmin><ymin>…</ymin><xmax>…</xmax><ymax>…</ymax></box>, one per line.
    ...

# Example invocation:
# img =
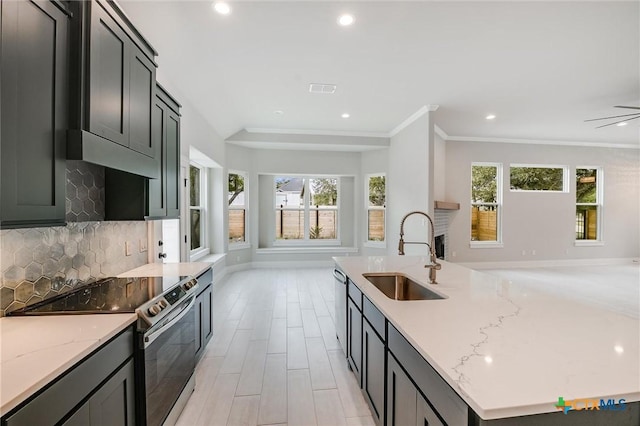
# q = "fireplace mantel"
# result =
<box><xmin>434</xmin><ymin>201</ymin><xmax>460</xmax><ymax>210</ymax></box>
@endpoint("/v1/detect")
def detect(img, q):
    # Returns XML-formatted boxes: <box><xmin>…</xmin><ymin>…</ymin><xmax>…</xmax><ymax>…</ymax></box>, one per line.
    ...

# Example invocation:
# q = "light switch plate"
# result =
<box><xmin>139</xmin><ymin>239</ymin><xmax>148</xmax><ymax>253</ymax></box>
<box><xmin>125</xmin><ymin>241</ymin><xmax>132</xmax><ymax>256</ymax></box>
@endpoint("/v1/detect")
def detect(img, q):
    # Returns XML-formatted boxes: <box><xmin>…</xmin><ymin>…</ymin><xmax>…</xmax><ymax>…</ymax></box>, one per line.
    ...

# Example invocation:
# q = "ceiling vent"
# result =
<box><xmin>309</xmin><ymin>83</ymin><xmax>337</xmax><ymax>94</ymax></box>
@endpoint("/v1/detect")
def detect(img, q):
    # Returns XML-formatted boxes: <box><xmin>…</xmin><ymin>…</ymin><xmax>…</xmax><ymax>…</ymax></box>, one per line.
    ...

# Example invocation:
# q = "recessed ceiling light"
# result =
<box><xmin>617</xmin><ymin>122</ymin><xmax>628</xmax><ymax>127</ymax></box>
<box><xmin>274</xmin><ymin>110</ymin><xmax>284</xmax><ymax>116</ymax></box>
<box><xmin>486</xmin><ymin>114</ymin><xmax>496</xmax><ymax>120</ymax></box>
<box><xmin>614</xmin><ymin>345</ymin><xmax>624</xmax><ymax>354</ymax></box>
<box><xmin>338</xmin><ymin>14</ymin><xmax>355</xmax><ymax>26</ymax></box>
<box><xmin>341</xmin><ymin>113</ymin><xmax>350</xmax><ymax>119</ymax></box>
<box><xmin>484</xmin><ymin>356</ymin><xmax>493</xmax><ymax>364</ymax></box>
<box><xmin>213</xmin><ymin>2</ymin><xmax>231</xmax><ymax>15</ymax></box>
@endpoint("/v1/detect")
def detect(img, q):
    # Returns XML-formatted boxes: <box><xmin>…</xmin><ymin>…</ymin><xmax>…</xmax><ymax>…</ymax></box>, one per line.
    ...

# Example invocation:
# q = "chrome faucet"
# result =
<box><xmin>398</xmin><ymin>211</ymin><xmax>442</xmax><ymax>284</ymax></box>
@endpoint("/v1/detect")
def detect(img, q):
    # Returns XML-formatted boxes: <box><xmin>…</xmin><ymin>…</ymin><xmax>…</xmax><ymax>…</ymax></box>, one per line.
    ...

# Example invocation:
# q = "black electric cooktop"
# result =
<box><xmin>8</xmin><ymin>276</ymin><xmax>187</xmax><ymax>315</ymax></box>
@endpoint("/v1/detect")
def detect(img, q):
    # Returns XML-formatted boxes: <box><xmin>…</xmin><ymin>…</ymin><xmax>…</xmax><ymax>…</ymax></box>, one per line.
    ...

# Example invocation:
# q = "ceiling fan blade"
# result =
<box><xmin>585</xmin><ymin>112</ymin><xmax>640</xmax><ymax>122</ymax></box>
<box><xmin>614</xmin><ymin>105</ymin><xmax>640</xmax><ymax>110</ymax></box>
<box><xmin>595</xmin><ymin>114</ymin><xmax>640</xmax><ymax>129</ymax></box>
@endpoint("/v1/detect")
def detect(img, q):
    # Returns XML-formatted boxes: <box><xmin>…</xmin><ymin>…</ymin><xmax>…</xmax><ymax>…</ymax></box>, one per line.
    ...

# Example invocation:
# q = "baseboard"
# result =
<box><xmin>460</xmin><ymin>257</ymin><xmax>639</xmax><ymax>270</ymax></box>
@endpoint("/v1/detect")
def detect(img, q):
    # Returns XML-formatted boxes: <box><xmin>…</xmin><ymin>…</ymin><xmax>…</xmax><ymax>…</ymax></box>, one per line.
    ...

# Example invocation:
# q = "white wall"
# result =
<box><xmin>433</xmin><ymin>133</ymin><xmax>446</xmax><ymax>202</ymax></box>
<box><xmin>445</xmin><ymin>141</ymin><xmax>640</xmax><ymax>262</ymax></box>
<box><xmin>387</xmin><ymin>113</ymin><xmax>435</xmax><ymax>256</ymax></box>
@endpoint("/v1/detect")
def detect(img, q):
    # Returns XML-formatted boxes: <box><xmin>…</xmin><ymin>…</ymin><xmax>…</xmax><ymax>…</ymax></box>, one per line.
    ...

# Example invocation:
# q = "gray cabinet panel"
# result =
<box><xmin>387</xmin><ymin>354</ymin><xmax>417</xmax><ymax>426</ymax></box>
<box><xmin>418</xmin><ymin>393</ymin><xmax>444</xmax><ymax>426</ymax></box>
<box><xmin>62</xmin><ymin>403</ymin><xmax>90</xmax><ymax>426</ymax></box>
<box><xmin>347</xmin><ymin>298</ymin><xmax>362</xmax><ymax>385</ymax></box>
<box><xmin>1</xmin><ymin>0</ymin><xmax>68</xmax><ymax>228</ymax></box>
<box><xmin>128</xmin><ymin>50</ymin><xmax>155</xmax><ymax>157</ymax></box>
<box><xmin>147</xmin><ymin>103</ymin><xmax>165</xmax><ymax>217</ymax></box>
<box><xmin>89</xmin><ymin>359</ymin><xmax>136</xmax><ymax>426</ymax></box>
<box><xmin>363</xmin><ymin>297</ymin><xmax>385</xmax><ymax>338</ymax></box>
<box><xmin>348</xmin><ymin>280</ymin><xmax>363</xmax><ymax>310</ymax></box>
<box><xmin>165</xmin><ymin>111</ymin><xmax>181</xmax><ymax>218</ymax></box>
<box><xmin>363</xmin><ymin>320</ymin><xmax>385</xmax><ymax>425</ymax></box>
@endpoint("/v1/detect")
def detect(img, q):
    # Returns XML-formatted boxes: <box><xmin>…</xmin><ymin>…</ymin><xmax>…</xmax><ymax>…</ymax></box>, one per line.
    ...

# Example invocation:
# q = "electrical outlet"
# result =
<box><xmin>139</xmin><ymin>239</ymin><xmax>148</xmax><ymax>253</ymax></box>
<box><xmin>126</xmin><ymin>281</ymin><xmax>134</xmax><ymax>297</ymax></box>
<box><xmin>532</xmin><ymin>249</ymin><xmax>536</xmax><ymax>256</ymax></box>
<box><xmin>125</xmin><ymin>241</ymin><xmax>132</xmax><ymax>256</ymax></box>
<box><xmin>521</xmin><ymin>250</ymin><xmax>526</xmax><ymax>256</ymax></box>
<box><xmin>452</xmin><ymin>251</ymin><xmax>457</xmax><ymax>257</ymax></box>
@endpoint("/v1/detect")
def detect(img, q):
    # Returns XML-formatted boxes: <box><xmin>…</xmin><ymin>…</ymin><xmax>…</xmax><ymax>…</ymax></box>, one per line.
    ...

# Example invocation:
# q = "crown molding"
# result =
<box><xmin>245</xmin><ymin>127</ymin><xmax>389</xmax><ymax>138</ymax></box>
<box><xmin>389</xmin><ymin>104</ymin><xmax>440</xmax><ymax>137</ymax></box>
<box><xmin>445</xmin><ymin>135</ymin><xmax>640</xmax><ymax>150</ymax></box>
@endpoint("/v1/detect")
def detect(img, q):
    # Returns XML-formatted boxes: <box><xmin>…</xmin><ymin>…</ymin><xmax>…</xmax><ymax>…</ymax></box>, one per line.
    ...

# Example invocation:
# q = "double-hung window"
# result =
<box><xmin>275</xmin><ymin>176</ymin><xmax>339</xmax><ymax>242</ymax></box>
<box><xmin>189</xmin><ymin>164</ymin><xmax>207</xmax><ymax>256</ymax></box>
<box><xmin>575</xmin><ymin>167</ymin><xmax>602</xmax><ymax>244</ymax></box>
<box><xmin>470</xmin><ymin>163</ymin><xmax>502</xmax><ymax>246</ymax></box>
<box><xmin>228</xmin><ymin>171</ymin><xmax>248</xmax><ymax>247</ymax></box>
<box><xmin>366</xmin><ymin>174</ymin><xmax>386</xmax><ymax>244</ymax></box>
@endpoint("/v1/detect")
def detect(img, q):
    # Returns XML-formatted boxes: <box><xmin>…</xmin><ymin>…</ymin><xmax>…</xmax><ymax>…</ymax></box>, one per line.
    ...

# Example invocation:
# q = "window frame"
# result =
<box><xmin>274</xmin><ymin>175</ymin><xmax>341</xmax><ymax>246</ymax></box>
<box><xmin>470</xmin><ymin>162</ymin><xmax>503</xmax><ymax>248</ymax></box>
<box><xmin>228</xmin><ymin>170</ymin><xmax>250</xmax><ymax>250</ymax></box>
<box><xmin>364</xmin><ymin>173</ymin><xmax>386</xmax><ymax>248</ymax></box>
<box><xmin>509</xmin><ymin>164</ymin><xmax>569</xmax><ymax>193</ymax></box>
<box><xmin>189</xmin><ymin>162</ymin><xmax>208</xmax><ymax>260</ymax></box>
<box><xmin>575</xmin><ymin>166</ymin><xmax>604</xmax><ymax>246</ymax></box>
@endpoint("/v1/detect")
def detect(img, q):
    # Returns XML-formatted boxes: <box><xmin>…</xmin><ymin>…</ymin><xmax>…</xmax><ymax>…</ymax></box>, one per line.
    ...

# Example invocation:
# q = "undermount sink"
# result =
<box><xmin>362</xmin><ymin>273</ymin><xmax>446</xmax><ymax>301</ymax></box>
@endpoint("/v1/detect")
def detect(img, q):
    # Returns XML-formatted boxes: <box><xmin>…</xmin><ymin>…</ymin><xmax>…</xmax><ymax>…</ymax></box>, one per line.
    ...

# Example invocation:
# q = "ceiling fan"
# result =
<box><xmin>585</xmin><ymin>106</ymin><xmax>640</xmax><ymax>129</ymax></box>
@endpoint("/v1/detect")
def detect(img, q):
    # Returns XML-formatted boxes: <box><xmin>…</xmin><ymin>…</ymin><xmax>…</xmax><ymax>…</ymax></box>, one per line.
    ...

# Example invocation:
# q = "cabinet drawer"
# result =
<box><xmin>348</xmin><ymin>280</ymin><xmax>363</xmax><ymax>310</ymax></box>
<box><xmin>5</xmin><ymin>327</ymin><xmax>134</xmax><ymax>426</ymax></box>
<box><xmin>363</xmin><ymin>297</ymin><xmax>385</xmax><ymax>340</ymax></box>
<box><xmin>388</xmin><ymin>324</ymin><xmax>467</xmax><ymax>426</ymax></box>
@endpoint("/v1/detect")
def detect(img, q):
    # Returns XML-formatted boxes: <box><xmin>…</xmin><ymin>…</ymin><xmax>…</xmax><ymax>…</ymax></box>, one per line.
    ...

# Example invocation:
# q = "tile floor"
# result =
<box><xmin>176</xmin><ymin>268</ymin><xmax>375</xmax><ymax>426</ymax></box>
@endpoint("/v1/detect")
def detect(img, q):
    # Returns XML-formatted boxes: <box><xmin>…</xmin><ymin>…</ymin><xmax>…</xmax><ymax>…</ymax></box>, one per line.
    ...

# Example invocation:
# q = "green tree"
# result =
<box><xmin>472</xmin><ymin>166</ymin><xmax>497</xmax><ymax>203</ymax></box>
<box><xmin>311</xmin><ymin>178</ymin><xmax>337</xmax><ymax>206</ymax></box>
<box><xmin>576</xmin><ymin>169</ymin><xmax>597</xmax><ymax>203</ymax></box>
<box><xmin>510</xmin><ymin>167</ymin><xmax>563</xmax><ymax>191</ymax></box>
<box><xmin>228</xmin><ymin>173</ymin><xmax>245</xmax><ymax>205</ymax></box>
<box><xmin>368</xmin><ymin>176</ymin><xmax>385</xmax><ymax>206</ymax></box>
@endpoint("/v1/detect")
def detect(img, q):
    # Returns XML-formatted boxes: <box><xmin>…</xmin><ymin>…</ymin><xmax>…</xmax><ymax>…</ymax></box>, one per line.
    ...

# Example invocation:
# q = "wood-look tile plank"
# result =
<box><xmin>327</xmin><ymin>350</ymin><xmax>372</xmax><ymax>418</ymax></box>
<box><xmin>346</xmin><ymin>416</ymin><xmax>376</xmax><ymax>425</ymax></box>
<box><xmin>257</xmin><ymin>354</ymin><xmax>288</xmax><ymax>425</ymax></box>
<box><xmin>194</xmin><ymin>373</ymin><xmax>239</xmax><ymax>426</ymax></box>
<box><xmin>175</xmin><ymin>356</ymin><xmax>224</xmax><ymax>425</ymax></box>
<box><xmin>301</xmin><ymin>308</ymin><xmax>322</xmax><ymax>338</ymax></box>
<box><xmin>220</xmin><ymin>329</ymin><xmax>252</xmax><ymax>374</ymax></box>
<box><xmin>314</xmin><ymin>389</ymin><xmax>348</xmax><ymax>426</ymax></box>
<box><xmin>268</xmin><ymin>318</ymin><xmax>287</xmax><ymax>354</ymax></box>
<box><xmin>306</xmin><ymin>337</ymin><xmax>337</xmax><ymax>390</ymax></box>
<box><xmin>287</xmin><ymin>327</ymin><xmax>309</xmax><ymax>370</ymax></box>
<box><xmin>251</xmin><ymin>309</ymin><xmax>273</xmax><ymax>341</ymax></box>
<box><xmin>287</xmin><ymin>369</ymin><xmax>317</xmax><ymax>426</ymax></box>
<box><xmin>317</xmin><ymin>315</ymin><xmax>340</xmax><ymax>351</ymax></box>
<box><xmin>228</xmin><ymin>298</ymin><xmax>249</xmax><ymax>321</ymax></box>
<box><xmin>227</xmin><ymin>395</ymin><xmax>260</xmax><ymax>426</ymax></box>
<box><xmin>206</xmin><ymin>319</ymin><xmax>240</xmax><ymax>357</ymax></box>
<box><xmin>236</xmin><ymin>339</ymin><xmax>268</xmax><ymax>396</ymax></box>
<box><xmin>273</xmin><ymin>293</ymin><xmax>287</xmax><ymax>318</ymax></box>
<box><xmin>286</xmin><ymin>302</ymin><xmax>303</xmax><ymax>328</ymax></box>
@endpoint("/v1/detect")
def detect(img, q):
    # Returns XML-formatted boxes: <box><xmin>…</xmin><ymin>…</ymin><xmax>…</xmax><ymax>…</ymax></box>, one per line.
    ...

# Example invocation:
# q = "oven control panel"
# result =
<box><xmin>137</xmin><ymin>276</ymin><xmax>199</xmax><ymax>326</ymax></box>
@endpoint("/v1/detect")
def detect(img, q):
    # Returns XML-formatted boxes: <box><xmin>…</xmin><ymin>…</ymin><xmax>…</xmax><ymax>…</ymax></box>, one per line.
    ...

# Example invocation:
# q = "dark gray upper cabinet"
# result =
<box><xmin>68</xmin><ymin>0</ymin><xmax>159</xmax><ymax>179</ymax></box>
<box><xmin>0</xmin><ymin>0</ymin><xmax>70</xmax><ymax>229</ymax></box>
<box><xmin>104</xmin><ymin>84</ymin><xmax>181</xmax><ymax>221</ymax></box>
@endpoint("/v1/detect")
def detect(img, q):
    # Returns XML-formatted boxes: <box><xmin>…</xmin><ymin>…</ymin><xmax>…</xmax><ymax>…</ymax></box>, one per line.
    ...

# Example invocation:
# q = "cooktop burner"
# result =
<box><xmin>7</xmin><ymin>276</ymin><xmax>188</xmax><ymax>315</ymax></box>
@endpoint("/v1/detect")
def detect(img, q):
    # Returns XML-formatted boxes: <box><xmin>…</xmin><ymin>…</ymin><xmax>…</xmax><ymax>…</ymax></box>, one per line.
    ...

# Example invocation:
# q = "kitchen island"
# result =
<box><xmin>334</xmin><ymin>256</ymin><xmax>639</xmax><ymax>424</ymax></box>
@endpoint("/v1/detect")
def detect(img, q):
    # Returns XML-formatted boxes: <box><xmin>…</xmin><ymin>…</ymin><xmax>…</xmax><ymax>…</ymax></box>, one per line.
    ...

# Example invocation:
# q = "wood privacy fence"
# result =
<box><xmin>275</xmin><ymin>209</ymin><xmax>337</xmax><ymax>239</ymax></box>
<box><xmin>229</xmin><ymin>209</ymin><xmax>245</xmax><ymax>242</ymax></box>
<box><xmin>471</xmin><ymin>206</ymin><xmax>497</xmax><ymax>241</ymax></box>
<box><xmin>368</xmin><ymin>210</ymin><xmax>385</xmax><ymax>241</ymax></box>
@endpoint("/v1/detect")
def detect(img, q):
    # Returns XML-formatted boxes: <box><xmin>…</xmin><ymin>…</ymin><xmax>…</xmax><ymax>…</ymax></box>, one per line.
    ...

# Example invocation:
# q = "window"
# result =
<box><xmin>510</xmin><ymin>165</ymin><xmax>567</xmax><ymax>192</ymax></box>
<box><xmin>471</xmin><ymin>163</ymin><xmax>502</xmax><ymax>245</ymax></box>
<box><xmin>228</xmin><ymin>171</ymin><xmax>248</xmax><ymax>246</ymax></box>
<box><xmin>366</xmin><ymin>174</ymin><xmax>386</xmax><ymax>243</ymax></box>
<box><xmin>275</xmin><ymin>176</ymin><xmax>339</xmax><ymax>242</ymax></box>
<box><xmin>576</xmin><ymin>167</ymin><xmax>602</xmax><ymax>242</ymax></box>
<box><xmin>189</xmin><ymin>164</ymin><xmax>206</xmax><ymax>255</ymax></box>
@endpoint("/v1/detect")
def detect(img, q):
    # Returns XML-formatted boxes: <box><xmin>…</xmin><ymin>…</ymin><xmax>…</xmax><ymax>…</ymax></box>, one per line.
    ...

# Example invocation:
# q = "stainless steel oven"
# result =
<box><xmin>139</xmin><ymin>294</ymin><xmax>196</xmax><ymax>426</ymax></box>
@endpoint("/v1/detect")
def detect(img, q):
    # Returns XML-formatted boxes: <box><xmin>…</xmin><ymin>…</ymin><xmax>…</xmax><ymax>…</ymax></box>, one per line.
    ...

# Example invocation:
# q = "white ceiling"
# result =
<box><xmin>120</xmin><ymin>1</ymin><xmax>640</xmax><ymax>148</ymax></box>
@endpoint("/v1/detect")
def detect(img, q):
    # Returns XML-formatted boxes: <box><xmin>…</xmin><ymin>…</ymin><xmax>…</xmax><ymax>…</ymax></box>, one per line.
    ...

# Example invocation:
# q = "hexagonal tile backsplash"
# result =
<box><xmin>0</xmin><ymin>221</ymin><xmax>148</xmax><ymax>316</ymax></box>
<box><xmin>66</xmin><ymin>160</ymin><xmax>105</xmax><ymax>222</ymax></box>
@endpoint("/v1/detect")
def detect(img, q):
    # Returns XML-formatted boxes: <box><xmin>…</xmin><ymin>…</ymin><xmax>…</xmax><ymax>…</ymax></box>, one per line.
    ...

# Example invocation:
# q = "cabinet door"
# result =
<box><xmin>128</xmin><ymin>47</ymin><xmax>156</xmax><ymax>157</ymax></box>
<box><xmin>194</xmin><ymin>293</ymin><xmax>204</xmax><ymax>360</ymax></box>
<box><xmin>89</xmin><ymin>1</ymin><xmax>130</xmax><ymax>146</ymax></box>
<box><xmin>147</xmin><ymin>101</ymin><xmax>166</xmax><ymax>217</ymax></box>
<box><xmin>417</xmin><ymin>393</ymin><xmax>445</xmax><ymax>426</ymax></box>
<box><xmin>363</xmin><ymin>320</ymin><xmax>385</xmax><ymax>425</ymax></box>
<box><xmin>62</xmin><ymin>403</ymin><xmax>90</xmax><ymax>426</ymax></box>
<box><xmin>387</xmin><ymin>355</ymin><xmax>417</xmax><ymax>426</ymax></box>
<box><xmin>202</xmin><ymin>285</ymin><xmax>213</xmax><ymax>345</ymax></box>
<box><xmin>1</xmin><ymin>0</ymin><xmax>68</xmax><ymax>228</ymax></box>
<box><xmin>164</xmin><ymin>109</ymin><xmax>181</xmax><ymax>218</ymax></box>
<box><xmin>89</xmin><ymin>358</ymin><xmax>136</xmax><ymax>425</ymax></box>
<box><xmin>347</xmin><ymin>298</ymin><xmax>362</xmax><ymax>385</ymax></box>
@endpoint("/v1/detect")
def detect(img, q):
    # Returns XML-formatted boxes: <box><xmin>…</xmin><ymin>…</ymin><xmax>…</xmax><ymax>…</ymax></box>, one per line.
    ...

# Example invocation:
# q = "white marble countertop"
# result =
<box><xmin>0</xmin><ymin>314</ymin><xmax>137</xmax><ymax>416</ymax></box>
<box><xmin>117</xmin><ymin>261</ymin><xmax>212</xmax><ymax>278</ymax></box>
<box><xmin>333</xmin><ymin>256</ymin><xmax>640</xmax><ymax>420</ymax></box>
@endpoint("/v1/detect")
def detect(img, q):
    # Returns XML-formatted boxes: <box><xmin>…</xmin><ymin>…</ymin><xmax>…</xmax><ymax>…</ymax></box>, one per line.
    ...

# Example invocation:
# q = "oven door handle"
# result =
<box><xmin>144</xmin><ymin>296</ymin><xmax>197</xmax><ymax>349</ymax></box>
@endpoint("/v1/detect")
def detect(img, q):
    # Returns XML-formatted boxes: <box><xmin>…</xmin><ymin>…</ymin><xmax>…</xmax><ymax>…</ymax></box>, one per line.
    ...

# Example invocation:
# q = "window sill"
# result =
<box><xmin>273</xmin><ymin>239</ymin><xmax>341</xmax><ymax>247</ymax></box>
<box><xmin>229</xmin><ymin>242</ymin><xmax>251</xmax><ymax>251</ymax></box>
<box><xmin>363</xmin><ymin>241</ymin><xmax>386</xmax><ymax>249</ymax></box>
<box><xmin>574</xmin><ymin>240</ymin><xmax>605</xmax><ymax>247</ymax></box>
<box><xmin>190</xmin><ymin>247</ymin><xmax>210</xmax><ymax>261</ymax></box>
<box><xmin>256</xmin><ymin>247</ymin><xmax>359</xmax><ymax>255</ymax></box>
<box><xmin>469</xmin><ymin>241</ymin><xmax>504</xmax><ymax>249</ymax></box>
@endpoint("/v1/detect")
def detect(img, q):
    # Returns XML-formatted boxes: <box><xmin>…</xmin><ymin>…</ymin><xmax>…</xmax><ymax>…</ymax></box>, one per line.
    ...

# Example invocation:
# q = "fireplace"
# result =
<box><xmin>435</xmin><ymin>235</ymin><xmax>445</xmax><ymax>260</ymax></box>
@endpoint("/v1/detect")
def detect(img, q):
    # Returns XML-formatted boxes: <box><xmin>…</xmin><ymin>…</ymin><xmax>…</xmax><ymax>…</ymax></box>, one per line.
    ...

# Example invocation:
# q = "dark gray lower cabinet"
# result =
<box><xmin>387</xmin><ymin>354</ymin><xmax>418</xmax><ymax>426</ymax></box>
<box><xmin>362</xmin><ymin>320</ymin><xmax>385</xmax><ymax>425</ymax></box>
<box><xmin>195</xmin><ymin>268</ymin><xmax>214</xmax><ymax>362</ymax></box>
<box><xmin>1</xmin><ymin>0</ymin><xmax>70</xmax><ymax>229</ymax></box>
<box><xmin>2</xmin><ymin>327</ymin><xmax>135</xmax><ymax>426</ymax></box>
<box><xmin>347</xmin><ymin>298</ymin><xmax>362</xmax><ymax>383</ymax></box>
